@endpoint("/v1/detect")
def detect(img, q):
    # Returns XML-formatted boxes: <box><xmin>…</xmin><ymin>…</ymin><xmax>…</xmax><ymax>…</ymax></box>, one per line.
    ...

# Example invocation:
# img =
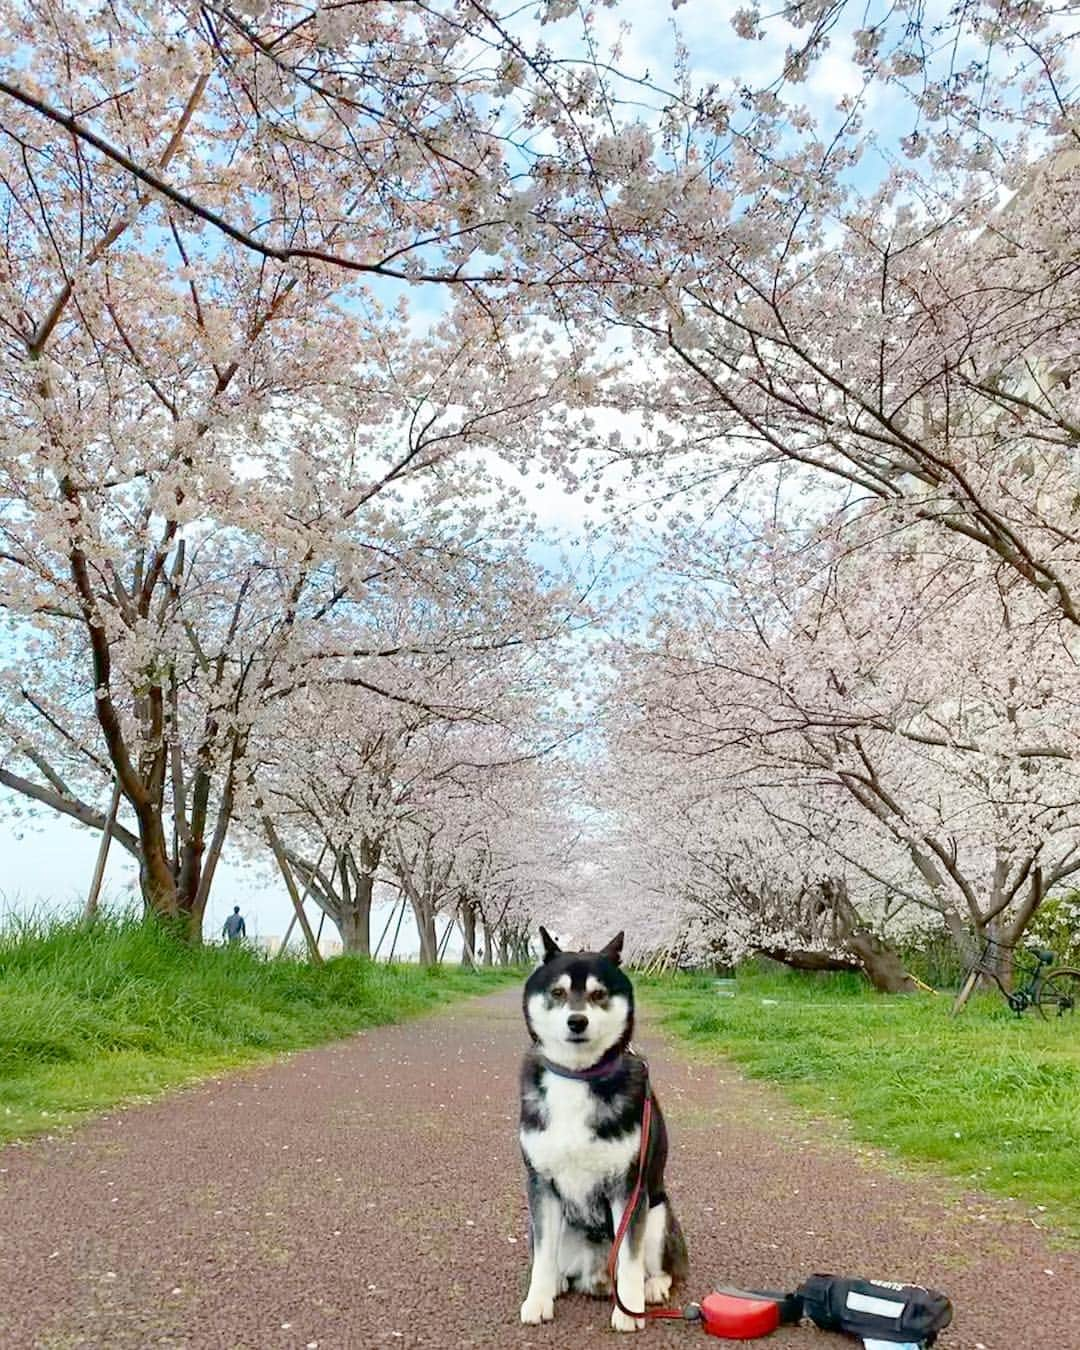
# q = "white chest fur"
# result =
<box><xmin>521</xmin><ymin>1073</ymin><xmax>640</xmax><ymax>1210</ymax></box>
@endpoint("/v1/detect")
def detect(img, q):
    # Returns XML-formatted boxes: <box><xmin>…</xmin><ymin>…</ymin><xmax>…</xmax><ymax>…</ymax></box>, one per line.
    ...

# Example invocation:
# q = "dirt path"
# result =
<box><xmin>0</xmin><ymin>990</ymin><xmax>1075</xmax><ymax>1349</ymax></box>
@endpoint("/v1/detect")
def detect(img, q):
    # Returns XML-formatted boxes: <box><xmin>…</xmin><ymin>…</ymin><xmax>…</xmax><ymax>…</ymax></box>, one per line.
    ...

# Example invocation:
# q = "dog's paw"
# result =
<box><xmin>645</xmin><ymin>1273</ymin><xmax>672</xmax><ymax>1305</ymax></box>
<box><xmin>584</xmin><ymin>1273</ymin><xmax>611</xmax><ymax>1299</ymax></box>
<box><xmin>521</xmin><ymin>1294</ymin><xmax>555</xmax><ymax>1325</ymax></box>
<box><xmin>611</xmin><ymin>1307</ymin><xmax>646</xmax><ymax>1333</ymax></box>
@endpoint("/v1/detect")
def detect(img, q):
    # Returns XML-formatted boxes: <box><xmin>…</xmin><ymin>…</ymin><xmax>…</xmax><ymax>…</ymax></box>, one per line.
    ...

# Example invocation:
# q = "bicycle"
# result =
<box><xmin>951</xmin><ymin>937</ymin><xmax>1080</xmax><ymax>1019</ymax></box>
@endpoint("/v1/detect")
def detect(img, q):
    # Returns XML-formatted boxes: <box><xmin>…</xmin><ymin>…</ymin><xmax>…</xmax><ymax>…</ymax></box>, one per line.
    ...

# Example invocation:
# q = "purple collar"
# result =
<box><xmin>540</xmin><ymin>1046</ymin><xmax>641</xmax><ymax>1082</ymax></box>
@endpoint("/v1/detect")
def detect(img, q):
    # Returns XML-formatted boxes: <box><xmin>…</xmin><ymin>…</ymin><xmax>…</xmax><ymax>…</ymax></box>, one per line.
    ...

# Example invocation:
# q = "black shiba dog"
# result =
<box><xmin>519</xmin><ymin>928</ymin><xmax>688</xmax><ymax>1332</ymax></box>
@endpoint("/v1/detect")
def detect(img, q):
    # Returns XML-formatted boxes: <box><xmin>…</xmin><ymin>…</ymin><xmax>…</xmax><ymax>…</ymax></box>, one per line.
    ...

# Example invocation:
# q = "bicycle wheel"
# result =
<box><xmin>1035</xmin><ymin>968</ymin><xmax>1080</xmax><ymax>1019</ymax></box>
<box><xmin>951</xmin><ymin>968</ymin><xmax>980</xmax><ymax>1017</ymax></box>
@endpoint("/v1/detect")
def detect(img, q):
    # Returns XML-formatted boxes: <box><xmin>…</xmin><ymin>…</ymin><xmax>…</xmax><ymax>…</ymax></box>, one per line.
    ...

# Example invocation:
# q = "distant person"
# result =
<box><xmin>222</xmin><ymin>906</ymin><xmax>246</xmax><ymax>942</ymax></box>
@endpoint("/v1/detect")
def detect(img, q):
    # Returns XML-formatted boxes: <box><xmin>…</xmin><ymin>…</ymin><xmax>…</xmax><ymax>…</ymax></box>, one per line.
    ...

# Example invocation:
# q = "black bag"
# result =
<box><xmin>796</xmin><ymin>1274</ymin><xmax>953</xmax><ymax>1345</ymax></box>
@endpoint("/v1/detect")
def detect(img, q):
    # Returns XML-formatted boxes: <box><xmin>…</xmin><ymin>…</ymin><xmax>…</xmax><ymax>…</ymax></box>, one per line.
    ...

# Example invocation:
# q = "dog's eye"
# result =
<box><xmin>588</xmin><ymin>989</ymin><xmax>607</xmax><ymax>1004</ymax></box>
<box><xmin>549</xmin><ymin>987</ymin><xmax>566</xmax><ymax>1001</ymax></box>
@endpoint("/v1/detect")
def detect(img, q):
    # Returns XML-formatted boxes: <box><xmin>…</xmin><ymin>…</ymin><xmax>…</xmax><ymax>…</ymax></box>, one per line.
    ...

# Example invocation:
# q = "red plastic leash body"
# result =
<box><xmin>606</xmin><ymin>1091</ymin><xmax>685</xmax><ymax>1323</ymax></box>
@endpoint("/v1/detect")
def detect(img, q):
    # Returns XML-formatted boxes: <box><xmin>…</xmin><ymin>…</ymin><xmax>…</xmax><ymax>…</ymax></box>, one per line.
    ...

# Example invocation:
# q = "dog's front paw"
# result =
<box><xmin>645</xmin><ymin>1273</ymin><xmax>672</xmax><ymax>1305</ymax></box>
<box><xmin>521</xmin><ymin>1293</ymin><xmax>555</xmax><ymax>1325</ymax></box>
<box><xmin>611</xmin><ymin>1307</ymin><xmax>646</xmax><ymax>1333</ymax></box>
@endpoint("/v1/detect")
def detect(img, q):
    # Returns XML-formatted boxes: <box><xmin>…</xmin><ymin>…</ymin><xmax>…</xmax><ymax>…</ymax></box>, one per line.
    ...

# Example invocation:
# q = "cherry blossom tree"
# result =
<box><xmin>383</xmin><ymin>727</ymin><xmax>581</xmax><ymax>963</ymax></box>
<box><xmin>248</xmin><ymin>593</ymin><xmax>581</xmax><ymax>959</ymax></box>
<box><xmin>285</xmin><ymin>503</ymin><xmax>579</xmax><ymax>964</ymax></box>
<box><xmin>0</xmin><ymin>0</ymin><xmax>699</xmax><ymax>287</ymax></box>
<box><xmin>0</xmin><ymin>271</ymin><xmax>578</xmax><ymax>940</ymax></box>
<box><xmin>592</xmin><ymin>706</ymin><xmax>891</xmax><ymax>980</ymax></box>
<box><xmin>1</xmin><ymin>0</ymin><xmax>682</xmax><ymax>937</ymax></box>
<box><xmin>558</xmin><ymin>1</ymin><xmax>1080</xmax><ymax>977</ymax></box>
<box><xmin>598</xmin><ymin>508</ymin><xmax>1080</xmax><ymax>978</ymax></box>
<box><xmin>573</xmin><ymin>2</ymin><xmax>1080</xmax><ymax>632</ymax></box>
<box><xmin>458</xmin><ymin>791</ymin><xmax>584</xmax><ymax>965</ymax></box>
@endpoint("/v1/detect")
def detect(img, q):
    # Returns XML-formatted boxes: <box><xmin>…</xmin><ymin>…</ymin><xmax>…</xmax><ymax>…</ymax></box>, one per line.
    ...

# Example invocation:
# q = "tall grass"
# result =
<box><xmin>0</xmin><ymin>914</ymin><xmax>515</xmax><ymax>1144</ymax></box>
<box><xmin>643</xmin><ymin>969</ymin><xmax>1080</xmax><ymax>1241</ymax></box>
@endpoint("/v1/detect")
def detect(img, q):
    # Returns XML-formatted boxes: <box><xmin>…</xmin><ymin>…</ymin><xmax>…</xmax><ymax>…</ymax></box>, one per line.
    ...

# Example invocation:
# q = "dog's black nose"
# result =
<box><xmin>567</xmin><ymin>1014</ymin><xmax>589</xmax><ymax>1035</ymax></box>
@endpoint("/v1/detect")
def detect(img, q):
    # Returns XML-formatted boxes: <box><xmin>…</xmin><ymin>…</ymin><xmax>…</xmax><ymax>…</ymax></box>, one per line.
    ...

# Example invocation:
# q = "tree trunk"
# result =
<box><xmin>138</xmin><ymin>803</ymin><xmax>181</xmax><ymax>920</ymax></box>
<box><xmin>826</xmin><ymin>878</ymin><xmax>917</xmax><ymax>992</ymax></box>
<box><xmin>329</xmin><ymin>845</ymin><xmax>371</xmax><ymax>956</ymax></box>
<box><xmin>1000</xmin><ymin>866</ymin><xmax>1045</xmax><ymax>981</ymax></box>
<box><xmin>339</xmin><ymin>899</ymin><xmax>371</xmax><ymax>956</ymax></box>
<box><xmin>132</xmin><ymin>785</ymin><xmax>231</xmax><ymax>944</ymax></box>
<box><xmin>413</xmin><ymin>901</ymin><xmax>438</xmax><ymax>965</ymax></box>
<box><xmin>181</xmin><ymin>885</ymin><xmax>211</xmax><ymax>944</ymax></box>
<box><xmin>482</xmin><ymin>919</ymin><xmax>495</xmax><ymax>966</ymax></box>
<box><xmin>942</xmin><ymin>906</ymin><xmax>977</xmax><ymax>965</ymax></box>
<box><xmin>338</xmin><ymin>837</ymin><xmax>379</xmax><ymax>956</ymax></box>
<box><xmin>846</xmin><ymin>930</ymin><xmax>919</xmax><ymax>993</ymax></box>
<box><xmin>758</xmin><ymin>878</ymin><xmax>918</xmax><ymax>993</ymax></box>
<box><xmin>973</xmin><ymin>917</ymin><xmax>1010</xmax><ymax>988</ymax></box>
<box><xmin>189</xmin><ymin>773</ymin><xmax>236</xmax><ymax>938</ymax></box>
<box><xmin>460</xmin><ymin>900</ymin><xmax>477</xmax><ymax>967</ymax></box>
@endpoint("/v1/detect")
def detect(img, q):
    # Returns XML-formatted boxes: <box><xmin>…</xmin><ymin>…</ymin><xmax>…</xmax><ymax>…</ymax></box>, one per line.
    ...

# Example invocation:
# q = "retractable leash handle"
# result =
<box><xmin>690</xmin><ymin>1289</ymin><xmax>802</xmax><ymax>1339</ymax></box>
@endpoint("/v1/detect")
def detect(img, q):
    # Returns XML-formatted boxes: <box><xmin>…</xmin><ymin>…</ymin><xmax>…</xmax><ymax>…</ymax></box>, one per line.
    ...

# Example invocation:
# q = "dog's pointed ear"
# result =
<box><xmin>539</xmin><ymin>927</ymin><xmax>562</xmax><ymax>963</ymax></box>
<box><xmin>600</xmin><ymin>931</ymin><xmax>624</xmax><ymax>966</ymax></box>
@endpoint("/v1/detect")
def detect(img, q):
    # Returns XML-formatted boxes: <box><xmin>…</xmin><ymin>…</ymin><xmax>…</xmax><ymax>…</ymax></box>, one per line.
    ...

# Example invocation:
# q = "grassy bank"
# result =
<box><xmin>643</xmin><ymin>969</ymin><xmax>1080</xmax><ymax>1241</ymax></box>
<box><xmin>0</xmin><ymin>916</ymin><xmax>516</xmax><ymax>1145</ymax></box>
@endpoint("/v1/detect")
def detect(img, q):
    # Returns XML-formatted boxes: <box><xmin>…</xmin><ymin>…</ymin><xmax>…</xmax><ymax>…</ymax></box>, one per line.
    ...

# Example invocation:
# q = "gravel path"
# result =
<box><xmin>0</xmin><ymin>989</ymin><xmax>1075</xmax><ymax>1349</ymax></box>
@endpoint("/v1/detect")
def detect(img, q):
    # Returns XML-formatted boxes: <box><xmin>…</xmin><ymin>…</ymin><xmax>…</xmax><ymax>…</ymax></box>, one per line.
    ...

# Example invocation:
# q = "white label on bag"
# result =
<box><xmin>863</xmin><ymin>1342</ymin><xmax>920</xmax><ymax>1350</ymax></box>
<box><xmin>847</xmin><ymin>1291</ymin><xmax>906</xmax><ymax>1318</ymax></box>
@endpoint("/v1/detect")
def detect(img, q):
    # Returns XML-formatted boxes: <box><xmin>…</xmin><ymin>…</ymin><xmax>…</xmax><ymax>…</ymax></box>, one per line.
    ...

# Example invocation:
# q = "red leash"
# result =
<box><xmin>606</xmin><ymin>1087</ymin><xmax>789</xmax><ymax>1339</ymax></box>
<box><xmin>606</xmin><ymin>1089</ymin><xmax>686</xmax><ymax>1323</ymax></box>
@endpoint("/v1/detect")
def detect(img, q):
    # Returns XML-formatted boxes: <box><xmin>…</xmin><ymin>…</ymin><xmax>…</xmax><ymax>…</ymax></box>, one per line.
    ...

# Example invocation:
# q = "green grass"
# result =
<box><xmin>642</xmin><ymin>968</ymin><xmax>1080</xmax><ymax>1241</ymax></box>
<box><xmin>0</xmin><ymin>915</ymin><xmax>517</xmax><ymax>1145</ymax></box>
